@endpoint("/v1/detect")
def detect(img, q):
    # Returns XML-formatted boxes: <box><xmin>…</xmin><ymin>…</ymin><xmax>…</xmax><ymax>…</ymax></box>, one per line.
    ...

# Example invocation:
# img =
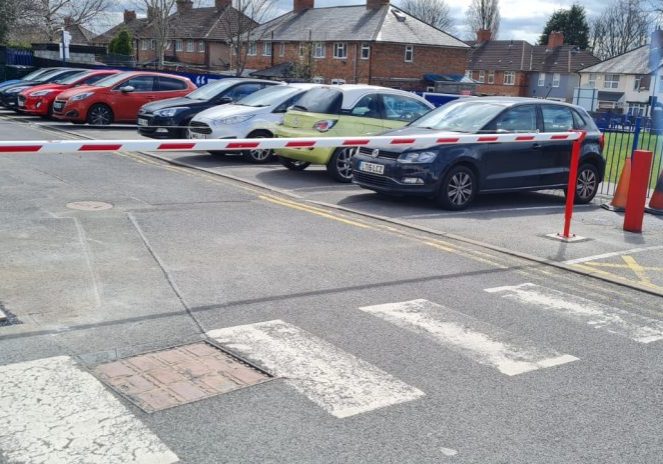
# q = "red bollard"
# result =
<box><xmin>560</xmin><ymin>131</ymin><xmax>587</xmax><ymax>238</ymax></box>
<box><xmin>623</xmin><ymin>150</ymin><xmax>653</xmax><ymax>233</ymax></box>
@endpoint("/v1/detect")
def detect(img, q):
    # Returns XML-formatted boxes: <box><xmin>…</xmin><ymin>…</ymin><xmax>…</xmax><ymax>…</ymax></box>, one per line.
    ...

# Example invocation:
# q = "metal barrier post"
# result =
<box><xmin>624</xmin><ymin>149</ymin><xmax>653</xmax><ymax>233</ymax></box>
<box><xmin>632</xmin><ymin>117</ymin><xmax>642</xmax><ymax>152</ymax></box>
<box><xmin>561</xmin><ymin>131</ymin><xmax>587</xmax><ymax>239</ymax></box>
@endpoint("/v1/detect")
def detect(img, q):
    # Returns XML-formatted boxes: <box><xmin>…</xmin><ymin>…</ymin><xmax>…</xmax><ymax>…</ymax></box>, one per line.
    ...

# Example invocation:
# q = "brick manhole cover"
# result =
<box><xmin>93</xmin><ymin>342</ymin><xmax>271</xmax><ymax>412</ymax></box>
<box><xmin>66</xmin><ymin>201</ymin><xmax>113</xmax><ymax>211</ymax></box>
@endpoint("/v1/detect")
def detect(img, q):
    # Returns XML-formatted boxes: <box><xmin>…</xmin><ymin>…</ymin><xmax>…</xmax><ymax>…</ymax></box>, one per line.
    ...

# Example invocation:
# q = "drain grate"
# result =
<box><xmin>66</xmin><ymin>201</ymin><xmax>113</xmax><ymax>211</ymax></box>
<box><xmin>93</xmin><ymin>342</ymin><xmax>271</xmax><ymax>412</ymax></box>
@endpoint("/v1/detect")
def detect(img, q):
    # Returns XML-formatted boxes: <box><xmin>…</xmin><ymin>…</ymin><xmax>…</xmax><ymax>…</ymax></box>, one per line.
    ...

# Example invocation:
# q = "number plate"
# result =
<box><xmin>137</xmin><ymin>118</ymin><xmax>149</xmax><ymax>127</ymax></box>
<box><xmin>53</xmin><ymin>102</ymin><xmax>64</xmax><ymax>111</ymax></box>
<box><xmin>359</xmin><ymin>161</ymin><xmax>385</xmax><ymax>175</ymax></box>
<box><xmin>18</xmin><ymin>100</ymin><xmax>25</xmax><ymax>107</ymax></box>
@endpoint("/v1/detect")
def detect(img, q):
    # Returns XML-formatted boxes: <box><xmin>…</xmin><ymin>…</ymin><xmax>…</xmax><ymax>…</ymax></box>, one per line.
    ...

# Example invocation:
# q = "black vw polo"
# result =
<box><xmin>352</xmin><ymin>97</ymin><xmax>605</xmax><ymax>210</ymax></box>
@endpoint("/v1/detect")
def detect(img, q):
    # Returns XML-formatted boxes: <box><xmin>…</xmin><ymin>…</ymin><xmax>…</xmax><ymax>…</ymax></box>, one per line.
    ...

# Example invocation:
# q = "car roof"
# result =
<box><xmin>468</xmin><ymin>96</ymin><xmax>584</xmax><ymax>110</ymax></box>
<box><xmin>286</xmin><ymin>83</ymin><xmax>324</xmax><ymax>90</ymax></box>
<box><xmin>115</xmin><ymin>71</ymin><xmax>191</xmax><ymax>80</ymax></box>
<box><xmin>310</xmin><ymin>84</ymin><xmax>433</xmax><ymax>108</ymax></box>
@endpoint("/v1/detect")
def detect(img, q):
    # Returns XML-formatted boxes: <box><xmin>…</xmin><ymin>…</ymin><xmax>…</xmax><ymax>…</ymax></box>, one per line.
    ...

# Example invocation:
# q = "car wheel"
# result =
<box><xmin>279</xmin><ymin>157</ymin><xmax>310</xmax><ymax>171</ymax></box>
<box><xmin>571</xmin><ymin>163</ymin><xmax>600</xmax><ymax>204</ymax></box>
<box><xmin>436</xmin><ymin>165</ymin><xmax>477</xmax><ymax>210</ymax></box>
<box><xmin>87</xmin><ymin>104</ymin><xmax>113</xmax><ymax>126</ymax></box>
<box><xmin>242</xmin><ymin>131</ymin><xmax>274</xmax><ymax>164</ymax></box>
<box><xmin>326</xmin><ymin>147</ymin><xmax>357</xmax><ymax>183</ymax></box>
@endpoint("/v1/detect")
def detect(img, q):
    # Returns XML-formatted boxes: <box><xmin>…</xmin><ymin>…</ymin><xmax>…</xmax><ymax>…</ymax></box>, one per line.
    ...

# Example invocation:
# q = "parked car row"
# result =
<box><xmin>0</xmin><ymin>68</ymin><xmax>605</xmax><ymax>210</ymax></box>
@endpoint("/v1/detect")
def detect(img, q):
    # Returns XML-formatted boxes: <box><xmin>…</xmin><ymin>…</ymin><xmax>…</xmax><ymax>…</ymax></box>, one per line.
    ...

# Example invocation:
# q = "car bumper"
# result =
<box><xmin>137</xmin><ymin>114</ymin><xmax>183</xmax><ymax>138</ymax></box>
<box><xmin>52</xmin><ymin>100</ymin><xmax>85</xmax><ymax>122</ymax></box>
<box><xmin>1</xmin><ymin>94</ymin><xmax>19</xmax><ymax>109</ymax></box>
<box><xmin>351</xmin><ymin>155</ymin><xmax>439</xmax><ymax>196</ymax></box>
<box><xmin>274</xmin><ymin>126</ymin><xmax>335</xmax><ymax>164</ymax></box>
<box><xmin>20</xmin><ymin>96</ymin><xmax>51</xmax><ymax>115</ymax></box>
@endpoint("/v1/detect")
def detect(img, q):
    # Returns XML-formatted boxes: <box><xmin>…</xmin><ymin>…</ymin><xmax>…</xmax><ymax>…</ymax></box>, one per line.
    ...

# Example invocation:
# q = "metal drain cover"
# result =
<box><xmin>66</xmin><ymin>201</ymin><xmax>113</xmax><ymax>211</ymax></box>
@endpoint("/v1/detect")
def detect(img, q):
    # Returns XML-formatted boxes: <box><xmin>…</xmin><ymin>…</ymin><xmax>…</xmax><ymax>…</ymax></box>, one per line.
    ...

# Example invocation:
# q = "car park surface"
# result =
<box><xmin>137</xmin><ymin>78</ymin><xmax>280</xmax><ymax>139</ymax></box>
<box><xmin>353</xmin><ymin>97</ymin><xmax>605</xmax><ymax>209</ymax></box>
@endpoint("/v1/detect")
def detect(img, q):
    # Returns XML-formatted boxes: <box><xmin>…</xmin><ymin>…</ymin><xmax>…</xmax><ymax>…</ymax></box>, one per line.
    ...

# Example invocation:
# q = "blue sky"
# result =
<box><xmin>102</xmin><ymin>0</ymin><xmax>605</xmax><ymax>43</ymax></box>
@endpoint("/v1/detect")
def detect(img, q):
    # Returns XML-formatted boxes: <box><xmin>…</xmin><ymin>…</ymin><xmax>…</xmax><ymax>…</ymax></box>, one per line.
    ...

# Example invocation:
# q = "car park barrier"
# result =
<box><xmin>645</xmin><ymin>169</ymin><xmax>663</xmax><ymax>216</ymax></box>
<box><xmin>0</xmin><ymin>131</ymin><xmax>581</xmax><ymax>154</ymax></box>
<box><xmin>623</xmin><ymin>150</ymin><xmax>653</xmax><ymax>233</ymax></box>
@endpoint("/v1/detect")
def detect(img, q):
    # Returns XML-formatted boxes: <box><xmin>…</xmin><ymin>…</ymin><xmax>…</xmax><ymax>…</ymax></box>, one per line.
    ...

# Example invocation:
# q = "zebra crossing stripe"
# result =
<box><xmin>484</xmin><ymin>283</ymin><xmax>663</xmax><ymax>343</ymax></box>
<box><xmin>0</xmin><ymin>356</ymin><xmax>178</xmax><ymax>464</ymax></box>
<box><xmin>207</xmin><ymin>320</ymin><xmax>424</xmax><ymax>418</ymax></box>
<box><xmin>359</xmin><ymin>299</ymin><xmax>577</xmax><ymax>376</ymax></box>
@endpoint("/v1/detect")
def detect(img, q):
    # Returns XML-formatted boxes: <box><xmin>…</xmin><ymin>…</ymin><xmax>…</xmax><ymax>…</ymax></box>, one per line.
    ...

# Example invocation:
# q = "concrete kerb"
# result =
<box><xmin>20</xmin><ymin>120</ymin><xmax>663</xmax><ymax>298</ymax></box>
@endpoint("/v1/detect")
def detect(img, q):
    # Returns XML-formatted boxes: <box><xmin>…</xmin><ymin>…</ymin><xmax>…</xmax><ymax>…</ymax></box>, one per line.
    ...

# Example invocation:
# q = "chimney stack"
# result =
<box><xmin>547</xmin><ymin>31</ymin><xmax>564</xmax><ymax>49</ymax></box>
<box><xmin>123</xmin><ymin>10</ymin><xmax>137</xmax><ymax>23</ymax></box>
<box><xmin>367</xmin><ymin>0</ymin><xmax>389</xmax><ymax>9</ymax></box>
<box><xmin>476</xmin><ymin>29</ymin><xmax>491</xmax><ymax>43</ymax></box>
<box><xmin>215</xmin><ymin>0</ymin><xmax>231</xmax><ymax>10</ymax></box>
<box><xmin>176</xmin><ymin>0</ymin><xmax>193</xmax><ymax>14</ymax></box>
<box><xmin>293</xmin><ymin>0</ymin><xmax>314</xmax><ymax>12</ymax></box>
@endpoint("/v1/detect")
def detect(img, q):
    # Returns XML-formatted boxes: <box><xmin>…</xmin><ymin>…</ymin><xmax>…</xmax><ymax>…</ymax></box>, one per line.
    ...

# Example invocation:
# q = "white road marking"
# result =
<box><xmin>563</xmin><ymin>246</ymin><xmax>663</xmax><ymax>265</ymax></box>
<box><xmin>440</xmin><ymin>447</ymin><xmax>459</xmax><ymax>456</ymax></box>
<box><xmin>485</xmin><ymin>283</ymin><xmax>663</xmax><ymax>343</ymax></box>
<box><xmin>0</xmin><ymin>356</ymin><xmax>179</xmax><ymax>464</ymax></box>
<box><xmin>207</xmin><ymin>320</ymin><xmax>424</xmax><ymax>418</ymax></box>
<box><xmin>359</xmin><ymin>299</ymin><xmax>577</xmax><ymax>376</ymax></box>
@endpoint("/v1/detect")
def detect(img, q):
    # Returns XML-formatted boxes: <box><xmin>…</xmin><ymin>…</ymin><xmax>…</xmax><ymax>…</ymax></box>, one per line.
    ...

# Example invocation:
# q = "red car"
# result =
<box><xmin>52</xmin><ymin>71</ymin><xmax>196</xmax><ymax>125</ymax></box>
<box><xmin>17</xmin><ymin>69</ymin><xmax>120</xmax><ymax>117</ymax></box>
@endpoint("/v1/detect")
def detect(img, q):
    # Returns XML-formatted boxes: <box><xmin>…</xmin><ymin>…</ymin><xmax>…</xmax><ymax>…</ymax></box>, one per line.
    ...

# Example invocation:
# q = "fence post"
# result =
<box><xmin>632</xmin><ymin>117</ymin><xmax>642</xmax><ymax>153</ymax></box>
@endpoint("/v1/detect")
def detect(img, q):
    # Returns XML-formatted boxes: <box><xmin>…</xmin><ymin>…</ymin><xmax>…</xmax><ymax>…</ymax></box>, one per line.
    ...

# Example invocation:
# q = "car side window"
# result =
<box><xmin>571</xmin><ymin>110</ymin><xmax>587</xmax><ymax>129</ymax></box>
<box><xmin>157</xmin><ymin>77</ymin><xmax>187</xmax><ymax>91</ymax></box>
<box><xmin>116</xmin><ymin>76</ymin><xmax>155</xmax><ymax>92</ymax></box>
<box><xmin>225</xmin><ymin>83</ymin><xmax>263</xmax><ymax>100</ymax></box>
<box><xmin>84</xmin><ymin>75</ymin><xmax>109</xmax><ymax>85</ymax></box>
<box><xmin>350</xmin><ymin>94</ymin><xmax>381</xmax><ymax>118</ymax></box>
<box><xmin>382</xmin><ymin>95</ymin><xmax>430</xmax><ymax>122</ymax></box>
<box><xmin>542</xmin><ymin>105</ymin><xmax>574</xmax><ymax>131</ymax></box>
<box><xmin>494</xmin><ymin>105</ymin><xmax>537</xmax><ymax>132</ymax></box>
<box><xmin>274</xmin><ymin>93</ymin><xmax>304</xmax><ymax>113</ymax></box>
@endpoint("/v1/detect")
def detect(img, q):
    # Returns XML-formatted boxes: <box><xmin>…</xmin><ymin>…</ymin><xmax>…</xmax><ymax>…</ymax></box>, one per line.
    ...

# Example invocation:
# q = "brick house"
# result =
<box><xmin>243</xmin><ymin>0</ymin><xmax>469</xmax><ymax>90</ymax></box>
<box><xmin>94</xmin><ymin>0</ymin><xmax>255</xmax><ymax>70</ymax></box>
<box><xmin>467</xmin><ymin>30</ymin><xmax>599</xmax><ymax>101</ymax></box>
<box><xmin>93</xmin><ymin>10</ymin><xmax>149</xmax><ymax>48</ymax></box>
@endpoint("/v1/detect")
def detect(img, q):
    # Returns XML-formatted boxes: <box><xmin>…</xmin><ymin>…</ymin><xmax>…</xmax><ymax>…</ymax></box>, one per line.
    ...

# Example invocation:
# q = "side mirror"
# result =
<box><xmin>120</xmin><ymin>85</ymin><xmax>135</xmax><ymax>93</ymax></box>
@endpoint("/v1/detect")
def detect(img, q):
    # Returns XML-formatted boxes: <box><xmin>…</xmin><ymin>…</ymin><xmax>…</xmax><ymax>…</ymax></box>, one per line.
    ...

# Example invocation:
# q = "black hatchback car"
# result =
<box><xmin>352</xmin><ymin>97</ymin><xmax>605</xmax><ymax>210</ymax></box>
<box><xmin>137</xmin><ymin>78</ymin><xmax>280</xmax><ymax>138</ymax></box>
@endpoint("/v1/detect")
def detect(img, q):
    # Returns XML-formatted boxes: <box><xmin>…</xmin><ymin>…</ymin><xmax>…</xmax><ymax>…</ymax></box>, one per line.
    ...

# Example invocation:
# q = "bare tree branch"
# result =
<box><xmin>465</xmin><ymin>0</ymin><xmax>500</xmax><ymax>39</ymax></box>
<box><xmin>590</xmin><ymin>0</ymin><xmax>650</xmax><ymax>60</ymax></box>
<box><xmin>139</xmin><ymin>0</ymin><xmax>178</xmax><ymax>68</ymax></box>
<box><xmin>400</xmin><ymin>0</ymin><xmax>453</xmax><ymax>32</ymax></box>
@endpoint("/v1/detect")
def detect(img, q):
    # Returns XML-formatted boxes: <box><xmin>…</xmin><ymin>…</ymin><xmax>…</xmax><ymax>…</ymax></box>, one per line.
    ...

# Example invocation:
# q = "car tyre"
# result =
<box><xmin>242</xmin><ymin>131</ymin><xmax>274</xmax><ymax>164</ymax></box>
<box><xmin>436</xmin><ymin>165</ymin><xmax>477</xmax><ymax>210</ymax></box>
<box><xmin>279</xmin><ymin>157</ymin><xmax>310</xmax><ymax>171</ymax></box>
<box><xmin>569</xmin><ymin>163</ymin><xmax>600</xmax><ymax>204</ymax></box>
<box><xmin>87</xmin><ymin>104</ymin><xmax>113</xmax><ymax>126</ymax></box>
<box><xmin>326</xmin><ymin>147</ymin><xmax>357</xmax><ymax>183</ymax></box>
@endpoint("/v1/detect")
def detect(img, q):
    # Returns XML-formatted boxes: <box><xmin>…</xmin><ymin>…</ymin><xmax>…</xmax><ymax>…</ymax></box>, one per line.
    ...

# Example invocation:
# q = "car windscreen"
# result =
<box><xmin>94</xmin><ymin>73</ymin><xmax>135</xmax><ymax>87</ymax></box>
<box><xmin>186</xmin><ymin>80</ymin><xmax>241</xmax><ymax>100</ymax></box>
<box><xmin>411</xmin><ymin>100</ymin><xmax>507</xmax><ymax>132</ymax></box>
<box><xmin>53</xmin><ymin>71</ymin><xmax>88</xmax><ymax>84</ymax></box>
<box><xmin>291</xmin><ymin>88</ymin><xmax>342</xmax><ymax>114</ymax></box>
<box><xmin>236</xmin><ymin>86</ymin><xmax>300</xmax><ymax>107</ymax></box>
<box><xmin>33</xmin><ymin>69</ymin><xmax>69</xmax><ymax>83</ymax></box>
<box><xmin>22</xmin><ymin>68</ymin><xmax>56</xmax><ymax>81</ymax></box>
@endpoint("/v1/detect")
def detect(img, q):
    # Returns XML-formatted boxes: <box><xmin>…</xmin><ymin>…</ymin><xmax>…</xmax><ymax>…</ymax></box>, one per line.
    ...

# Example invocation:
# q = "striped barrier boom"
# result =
<box><xmin>0</xmin><ymin>131</ymin><xmax>581</xmax><ymax>154</ymax></box>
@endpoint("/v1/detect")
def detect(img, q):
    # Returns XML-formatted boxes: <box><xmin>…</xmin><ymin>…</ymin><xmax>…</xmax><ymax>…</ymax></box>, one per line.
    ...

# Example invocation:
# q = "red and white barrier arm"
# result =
<box><xmin>0</xmin><ymin>132</ymin><xmax>581</xmax><ymax>154</ymax></box>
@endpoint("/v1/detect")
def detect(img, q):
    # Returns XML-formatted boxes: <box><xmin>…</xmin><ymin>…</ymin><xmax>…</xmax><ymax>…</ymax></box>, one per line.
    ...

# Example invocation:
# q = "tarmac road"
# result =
<box><xmin>1</xmin><ymin>115</ymin><xmax>663</xmax><ymax>464</ymax></box>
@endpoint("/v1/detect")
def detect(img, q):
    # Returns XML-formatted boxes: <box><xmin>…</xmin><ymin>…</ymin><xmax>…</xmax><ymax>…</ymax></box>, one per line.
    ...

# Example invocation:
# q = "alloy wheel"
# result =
<box><xmin>335</xmin><ymin>147</ymin><xmax>357</xmax><ymax>180</ymax></box>
<box><xmin>447</xmin><ymin>172</ymin><xmax>473</xmax><ymax>206</ymax></box>
<box><xmin>576</xmin><ymin>168</ymin><xmax>597</xmax><ymax>200</ymax></box>
<box><xmin>88</xmin><ymin>106</ymin><xmax>112</xmax><ymax>125</ymax></box>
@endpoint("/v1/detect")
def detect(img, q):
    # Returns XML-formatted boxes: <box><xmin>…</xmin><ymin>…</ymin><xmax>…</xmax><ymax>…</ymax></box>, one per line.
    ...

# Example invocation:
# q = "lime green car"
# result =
<box><xmin>275</xmin><ymin>85</ymin><xmax>434</xmax><ymax>182</ymax></box>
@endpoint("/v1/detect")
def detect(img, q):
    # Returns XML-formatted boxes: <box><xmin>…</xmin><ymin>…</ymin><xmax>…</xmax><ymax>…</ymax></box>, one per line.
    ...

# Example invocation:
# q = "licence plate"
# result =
<box><xmin>18</xmin><ymin>100</ymin><xmax>24</xmax><ymax>107</ymax></box>
<box><xmin>359</xmin><ymin>161</ymin><xmax>385</xmax><ymax>175</ymax></box>
<box><xmin>54</xmin><ymin>102</ymin><xmax>64</xmax><ymax>110</ymax></box>
<box><xmin>137</xmin><ymin>118</ymin><xmax>148</xmax><ymax>127</ymax></box>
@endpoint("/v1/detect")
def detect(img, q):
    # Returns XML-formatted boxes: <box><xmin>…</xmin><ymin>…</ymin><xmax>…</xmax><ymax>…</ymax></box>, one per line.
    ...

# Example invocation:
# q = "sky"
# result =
<box><xmin>101</xmin><ymin>0</ymin><xmax>607</xmax><ymax>44</ymax></box>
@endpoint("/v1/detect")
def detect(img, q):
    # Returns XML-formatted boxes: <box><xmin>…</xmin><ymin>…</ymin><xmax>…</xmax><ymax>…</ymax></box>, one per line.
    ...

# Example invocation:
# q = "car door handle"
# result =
<box><xmin>532</xmin><ymin>143</ymin><xmax>542</xmax><ymax>149</ymax></box>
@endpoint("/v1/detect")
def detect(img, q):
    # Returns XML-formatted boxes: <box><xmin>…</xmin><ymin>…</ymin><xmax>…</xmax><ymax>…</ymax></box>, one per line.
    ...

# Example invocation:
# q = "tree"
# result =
<box><xmin>140</xmin><ymin>0</ymin><xmax>178</xmax><ymax>68</ymax></box>
<box><xmin>539</xmin><ymin>4</ymin><xmax>589</xmax><ymax>49</ymax></box>
<box><xmin>400</xmin><ymin>0</ymin><xmax>453</xmax><ymax>31</ymax></box>
<box><xmin>0</xmin><ymin>0</ymin><xmax>18</xmax><ymax>44</ymax></box>
<box><xmin>109</xmin><ymin>29</ymin><xmax>133</xmax><ymax>55</ymax></box>
<box><xmin>465</xmin><ymin>0</ymin><xmax>500</xmax><ymax>38</ymax></box>
<box><xmin>590</xmin><ymin>0</ymin><xmax>650</xmax><ymax>60</ymax></box>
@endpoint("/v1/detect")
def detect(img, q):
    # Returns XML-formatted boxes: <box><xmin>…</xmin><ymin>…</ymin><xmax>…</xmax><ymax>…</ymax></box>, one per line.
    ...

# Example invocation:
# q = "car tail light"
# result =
<box><xmin>313</xmin><ymin>119</ymin><xmax>337</xmax><ymax>132</ymax></box>
<box><xmin>599</xmin><ymin>133</ymin><xmax>605</xmax><ymax>153</ymax></box>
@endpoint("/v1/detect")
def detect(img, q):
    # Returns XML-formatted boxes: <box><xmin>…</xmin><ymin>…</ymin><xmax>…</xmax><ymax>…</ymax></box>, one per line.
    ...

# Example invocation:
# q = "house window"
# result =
<box><xmin>313</xmin><ymin>42</ymin><xmax>325</xmax><ymax>58</ymax></box>
<box><xmin>538</xmin><ymin>72</ymin><xmax>546</xmax><ymax>87</ymax></box>
<box><xmin>299</xmin><ymin>42</ymin><xmax>306</xmax><ymax>58</ymax></box>
<box><xmin>634</xmin><ymin>75</ymin><xmax>643</xmax><ymax>91</ymax></box>
<box><xmin>333</xmin><ymin>42</ymin><xmax>347</xmax><ymax>59</ymax></box>
<box><xmin>175</xmin><ymin>40</ymin><xmax>183</xmax><ymax>51</ymax></box>
<box><xmin>465</xmin><ymin>70</ymin><xmax>472</xmax><ymax>79</ymax></box>
<box><xmin>477</xmin><ymin>70</ymin><xmax>485</xmax><ymax>83</ymax></box>
<box><xmin>361</xmin><ymin>43</ymin><xmax>370</xmax><ymax>60</ymax></box>
<box><xmin>487</xmin><ymin>71</ymin><xmax>494</xmax><ymax>84</ymax></box>
<box><xmin>504</xmin><ymin>71</ymin><xmax>515</xmax><ymax>85</ymax></box>
<box><xmin>198</xmin><ymin>41</ymin><xmax>205</xmax><ymax>53</ymax></box>
<box><xmin>186</xmin><ymin>40</ymin><xmax>194</xmax><ymax>52</ymax></box>
<box><xmin>331</xmin><ymin>78</ymin><xmax>346</xmax><ymax>84</ymax></box>
<box><xmin>263</xmin><ymin>41</ymin><xmax>272</xmax><ymax>56</ymax></box>
<box><xmin>141</xmin><ymin>39</ymin><xmax>148</xmax><ymax>50</ymax></box>
<box><xmin>604</xmin><ymin>74</ymin><xmax>620</xmax><ymax>89</ymax></box>
<box><xmin>150</xmin><ymin>39</ymin><xmax>156</xmax><ymax>50</ymax></box>
<box><xmin>247</xmin><ymin>42</ymin><xmax>257</xmax><ymax>56</ymax></box>
<box><xmin>404</xmin><ymin>45</ymin><xmax>413</xmax><ymax>62</ymax></box>
<box><xmin>628</xmin><ymin>103</ymin><xmax>647</xmax><ymax>116</ymax></box>
<box><xmin>552</xmin><ymin>73</ymin><xmax>560</xmax><ymax>87</ymax></box>
<box><xmin>279</xmin><ymin>42</ymin><xmax>285</xmax><ymax>57</ymax></box>
<box><xmin>588</xmin><ymin>73</ymin><xmax>597</xmax><ymax>88</ymax></box>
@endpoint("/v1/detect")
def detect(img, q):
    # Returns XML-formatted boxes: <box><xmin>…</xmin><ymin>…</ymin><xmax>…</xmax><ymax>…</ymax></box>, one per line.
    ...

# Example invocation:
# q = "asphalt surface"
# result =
<box><xmin>1</xmin><ymin>113</ymin><xmax>663</xmax><ymax>463</ymax></box>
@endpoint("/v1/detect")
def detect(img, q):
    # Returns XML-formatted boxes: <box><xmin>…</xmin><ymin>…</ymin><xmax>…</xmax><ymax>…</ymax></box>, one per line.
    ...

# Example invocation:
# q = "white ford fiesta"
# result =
<box><xmin>187</xmin><ymin>83</ymin><xmax>323</xmax><ymax>163</ymax></box>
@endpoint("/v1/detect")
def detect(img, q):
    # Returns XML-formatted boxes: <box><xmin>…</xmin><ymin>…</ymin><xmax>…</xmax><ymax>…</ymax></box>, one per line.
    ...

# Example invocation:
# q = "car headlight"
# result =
<box><xmin>7</xmin><ymin>86</ymin><xmax>29</xmax><ymax>94</ymax></box>
<box><xmin>70</xmin><ymin>92</ymin><xmax>93</xmax><ymax>101</ymax></box>
<box><xmin>398</xmin><ymin>151</ymin><xmax>438</xmax><ymax>163</ymax></box>
<box><xmin>154</xmin><ymin>107</ymin><xmax>188</xmax><ymax>117</ymax></box>
<box><xmin>29</xmin><ymin>89</ymin><xmax>55</xmax><ymax>97</ymax></box>
<box><xmin>212</xmin><ymin>114</ymin><xmax>254</xmax><ymax>126</ymax></box>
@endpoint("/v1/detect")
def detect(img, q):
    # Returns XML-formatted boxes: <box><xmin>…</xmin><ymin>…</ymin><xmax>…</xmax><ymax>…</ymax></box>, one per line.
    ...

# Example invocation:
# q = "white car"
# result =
<box><xmin>188</xmin><ymin>83</ymin><xmax>323</xmax><ymax>163</ymax></box>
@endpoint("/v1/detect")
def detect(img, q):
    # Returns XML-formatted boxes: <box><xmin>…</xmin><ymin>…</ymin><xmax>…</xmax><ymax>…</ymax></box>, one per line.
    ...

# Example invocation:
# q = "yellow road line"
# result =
<box><xmin>622</xmin><ymin>255</ymin><xmax>653</xmax><ymax>285</ymax></box>
<box><xmin>259</xmin><ymin>195</ymin><xmax>373</xmax><ymax>229</ymax></box>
